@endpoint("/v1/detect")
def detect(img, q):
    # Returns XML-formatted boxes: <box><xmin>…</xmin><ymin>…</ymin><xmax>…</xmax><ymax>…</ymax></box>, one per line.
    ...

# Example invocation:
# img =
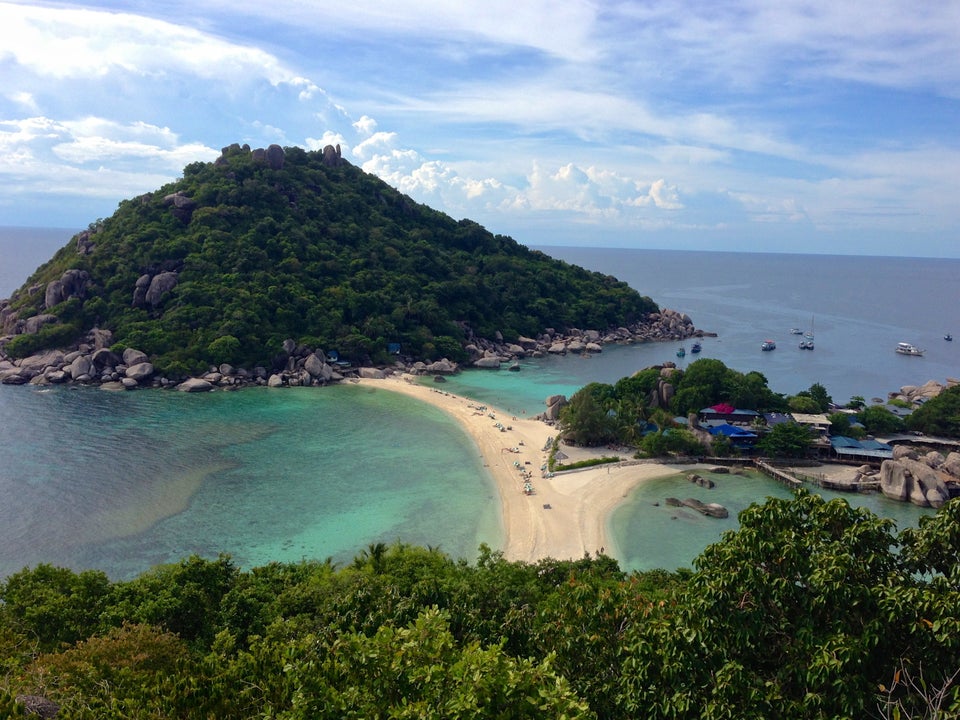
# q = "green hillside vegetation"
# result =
<box><xmin>3</xmin><ymin>144</ymin><xmax>656</xmax><ymax>374</ymax></box>
<box><xmin>3</xmin><ymin>492</ymin><xmax>960</xmax><ymax>718</ymax></box>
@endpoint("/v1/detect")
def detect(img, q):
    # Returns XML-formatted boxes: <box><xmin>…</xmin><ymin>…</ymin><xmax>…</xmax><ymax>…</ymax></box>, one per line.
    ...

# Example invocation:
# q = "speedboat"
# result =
<box><xmin>790</xmin><ymin>328</ymin><xmax>803</xmax><ymax>335</ymax></box>
<box><xmin>761</xmin><ymin>339</ymin><xmax>776</xmax><ymax>351</ymax></box>
<box><xmin>690</xmin><ymin>341</ymin><xmax>702</xmax><ymax>353</ymax></box>
<box><xmin>946</xmin><ymin>334</ymin><xmax>954</xmax><ymax>342</ymax></box>
<box><xmin>676</xmin><ymin>346</ymin><xmax>686</xmax><ymax>358</ymax></box>
<box><xmin>895</xmin><ymin>342</ymin><xmax>924</xmax><ymax>356</ymax></box>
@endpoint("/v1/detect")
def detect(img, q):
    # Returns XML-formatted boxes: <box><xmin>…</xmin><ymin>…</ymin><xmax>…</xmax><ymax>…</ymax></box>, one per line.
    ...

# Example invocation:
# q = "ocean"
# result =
<box><xmin>1</xmin><ymin>228</ymin><xmax>958</xmax><ymax>579</ymax></box>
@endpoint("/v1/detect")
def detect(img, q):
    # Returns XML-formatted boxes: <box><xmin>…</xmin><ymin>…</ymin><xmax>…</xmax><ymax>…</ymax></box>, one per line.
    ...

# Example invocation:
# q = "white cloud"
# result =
<box><xmin>352</xmin><ymin>131</ymin><xmax>401</xmax><ymax>163</ymax></box>
<box><xmin>8</xmin><ymin>91</ymin><xmax>39</xmax><ymax>113</ymax></box>
<box><xmin>352</xmin><ymin>115</ymin><xmax>377</xmax><ymax>136</ymax></box>
<box><xmin>0</xmin><ymin>2</ymin><xmax>323</xmax><ymax>91</ymax></box>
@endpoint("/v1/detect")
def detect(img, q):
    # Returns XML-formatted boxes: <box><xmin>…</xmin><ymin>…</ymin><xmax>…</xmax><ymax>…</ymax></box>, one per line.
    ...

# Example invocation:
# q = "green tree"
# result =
<box><xmin>756</xmin><ymin>421</ymin><xmax>814</xmax><ymax>458</ymax></box>
<box><xmin>619</xmin><ymin>492</ymin><xmax>905</xmax><ymax>719</ymax></box>
<box><xmin>559</xmin><ymin>385</ymin><xmax>617</xmax><ymax>446</ymax></box>
<box><xmin>0</xmin><ymin>565</ymin><xmax>111</xmax><ymax>651</ymax></box>
<box><xmin>858</xmin><ymin>405</ymin><xmax>906</xmax><ymax>435</ymax></box>
<box><xmin>906</xmin><ymin>385</ymin><xmax>960</xmax><ymax>438</ymax></box>
<box><xmin>787</xmin><ymin>394</ymin><xmax>821</xmax><ymax>414</ymax></box>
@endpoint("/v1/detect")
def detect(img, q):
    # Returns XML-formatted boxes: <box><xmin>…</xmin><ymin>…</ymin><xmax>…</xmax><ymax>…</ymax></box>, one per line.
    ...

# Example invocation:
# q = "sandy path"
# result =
<box><xmin>354</xmin><ymin>375</ymin><xmax>690</xmax><ymax>563</ymax></box>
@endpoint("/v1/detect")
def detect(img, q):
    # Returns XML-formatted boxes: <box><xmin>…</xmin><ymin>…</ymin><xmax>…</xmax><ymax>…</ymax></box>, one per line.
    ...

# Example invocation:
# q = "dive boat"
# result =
<box><xmin>690</xmin><ymin>341</ymin><xmax>702</xmax><ymax>353</ymax></box>
<box><xmin>761</xmin><ymin>339</ymin><xmax>776</xmax><ymax>351</ymax></box>
<box><xmin>896</xmin><ymin>342</ymin><xmax>924</xmax><ymax>356</ymax></box>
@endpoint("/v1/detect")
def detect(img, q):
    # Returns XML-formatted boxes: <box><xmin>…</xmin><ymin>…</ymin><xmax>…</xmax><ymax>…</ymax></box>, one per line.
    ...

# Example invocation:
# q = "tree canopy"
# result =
<box><xmin>4</xmin><ymin>144</ymin><xmax>657</xmax><ymax>372</ymax></box>
<box><xmin>3</xmin><ymin>494</ymin><xmax>960</xmax><ymax>718</ymax></box>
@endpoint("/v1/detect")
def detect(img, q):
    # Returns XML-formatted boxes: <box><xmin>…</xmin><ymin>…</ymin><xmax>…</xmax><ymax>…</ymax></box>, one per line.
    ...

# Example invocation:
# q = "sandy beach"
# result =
<box><xmin>355</xmin><ymin>375</ymin><xmax>693</xmax><ymax>564</ymax></box>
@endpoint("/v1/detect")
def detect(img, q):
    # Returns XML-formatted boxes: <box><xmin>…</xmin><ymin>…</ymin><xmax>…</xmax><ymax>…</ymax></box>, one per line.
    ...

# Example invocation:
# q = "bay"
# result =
<box><xmin>1</xmin><ymin>229</ymin><xmax>956</xmax><ymax>579</ymax></box>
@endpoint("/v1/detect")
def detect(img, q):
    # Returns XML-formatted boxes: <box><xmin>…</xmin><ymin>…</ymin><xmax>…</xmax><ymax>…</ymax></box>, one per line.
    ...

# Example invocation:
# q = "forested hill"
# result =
<box><xmin>0</xmin><ymin>143</ymin><xmax>657</xmax><ymax>373</ymax></box>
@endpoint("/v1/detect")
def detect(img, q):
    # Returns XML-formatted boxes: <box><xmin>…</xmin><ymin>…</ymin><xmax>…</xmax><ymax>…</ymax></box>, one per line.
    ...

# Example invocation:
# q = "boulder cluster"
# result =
<box><xmin>464</xmin><ymin>309</ymin><xmax>706</xmax><ymax>369</ymax></box>
<box><xmin>870</xmin><ymin>445</ymin><xmax>960</xmax><ymax>508</ymax></box>
<box><xmin>0</xmin><ymin>330</ymin><xmax>498</xmax><ymax>392</ymax></box>
<box><xmin>888</xmin><ymin>377</ymin><xmax>959</xmax><ymax>406</ymax></box>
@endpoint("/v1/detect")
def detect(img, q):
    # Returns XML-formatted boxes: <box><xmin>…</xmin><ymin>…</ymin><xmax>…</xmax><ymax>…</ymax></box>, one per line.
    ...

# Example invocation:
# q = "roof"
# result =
<box><xmin>708</xmin><ymin>423</ymin><xmax>758</xmax><ymax>438</ymax></box>
<box><xmin>791</xmin><ymin>413</ymin><xmax>831</xmax><ymax>426</ymax></box>
<box><xmin>763</xmin><ymin>412</ymin><xmax>793</xmax><ymax>426</ymax></box>
<box><xmin>699</xmin><ymin>407</ymin><xmax>760</xmax><ymax>418</ymax></box>
<box><xmin>830</xmin><ymin>436</ymin><xmax>894</xmax><ymax>459</ymax></box>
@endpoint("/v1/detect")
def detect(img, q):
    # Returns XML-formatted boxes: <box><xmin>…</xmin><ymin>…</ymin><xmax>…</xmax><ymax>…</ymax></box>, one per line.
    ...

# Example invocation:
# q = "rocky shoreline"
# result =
<box><xmin>0</xmin><ymin>308</ymin><xmax>709</xmax><ymax>391</ymax></box>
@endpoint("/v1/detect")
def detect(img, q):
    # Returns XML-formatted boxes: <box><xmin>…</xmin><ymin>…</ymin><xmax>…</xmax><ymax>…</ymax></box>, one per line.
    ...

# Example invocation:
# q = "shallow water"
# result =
<box><xmin>608</xmin><ymin>469</ymin><xmax>933</xmax><ymax>572</ymax></box>
<box><xmin>0</xmin><ymin>385</ymin><xmax>502</xmax><ymax>579</ymax></box>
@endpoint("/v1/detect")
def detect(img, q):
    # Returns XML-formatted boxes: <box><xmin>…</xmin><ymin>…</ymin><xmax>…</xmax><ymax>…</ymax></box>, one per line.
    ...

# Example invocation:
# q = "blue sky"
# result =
<box><xmin>1</xmin><ymin>1</ymin><xmax>959</xmax><ymax>257</ymax></box>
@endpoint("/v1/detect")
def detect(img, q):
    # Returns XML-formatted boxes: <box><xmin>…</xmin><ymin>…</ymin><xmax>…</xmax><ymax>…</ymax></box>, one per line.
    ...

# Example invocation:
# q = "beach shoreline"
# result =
<box><xmin>354</xmin><ymin>375</ymin><xmax>696</xmax><ymax>564</ymax></box>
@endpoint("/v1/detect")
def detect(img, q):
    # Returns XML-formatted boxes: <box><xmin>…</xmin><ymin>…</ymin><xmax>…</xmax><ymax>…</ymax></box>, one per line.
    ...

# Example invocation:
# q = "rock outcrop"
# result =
<box><xmin>888</xmin><ymin>378</ymin><xmax>959</xmax><ymax>406</ymax></box>
<box><xmin>44</xmin><ymin>269</ymin><xmax>90</xmax><ymax>309</ymax></box>
<box><xmin>163</xmin><ymin>191</ymin><xmax>197</xmax><ymax>223</ymax></box>
<box><xmin>879</xmin><ymin>445</ymin><xmax>955</xmax><ymax>508</ymax></box>
<box><xmin>665</xmin><ymin>496</ymin><xmax>729</xmax><ymax>518</ymax></box>
<box><xmin>321</xmin><ymin>144</ymin><xmax>344</xmax><ymax>167</ymax></box>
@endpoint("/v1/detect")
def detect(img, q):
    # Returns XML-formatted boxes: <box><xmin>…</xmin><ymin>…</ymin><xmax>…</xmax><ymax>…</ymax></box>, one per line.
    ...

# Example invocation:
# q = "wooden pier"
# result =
<box><xmin>753</xmin><ymin>460</ymin><xmax>803</xmax><ymax>489</ymax></box>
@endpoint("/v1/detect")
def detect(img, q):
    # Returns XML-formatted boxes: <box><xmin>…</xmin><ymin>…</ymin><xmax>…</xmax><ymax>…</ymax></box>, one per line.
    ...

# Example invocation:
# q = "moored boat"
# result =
<box><xmin>676</xmin><ymin>346</ymin><xmax>686</xmax><ymax>358</ymax></box>
<box><xmin>799</xmin><ymin>339</ymin><xmax>814</xmax><ymax>350</ymax></box>
<box><xmin>896</xmin><ymin>342</ymin><xmax>924</xmax><ymax>356</ymax></box>
<box><xmin>761</xmin><ymin>339</ymin><xmax>776</xmax><ymax>351</ymax></box>
<box><xmin>690</xmin><ymin>341</ymin><xmax>702</xmax><ymax>353</ymax></box>
<box><xmin>946</xmin><ymin>333</ymin><xmax>954</xmax><ymax>342</ymax></box>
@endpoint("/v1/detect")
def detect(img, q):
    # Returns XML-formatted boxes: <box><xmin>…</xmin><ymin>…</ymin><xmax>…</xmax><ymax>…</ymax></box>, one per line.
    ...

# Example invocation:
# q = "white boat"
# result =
<box><xmin>799</xmin><ymin>339</ymin><xmax>814</xmax><ymax>350</ymax></box>
<box><xmin>790</xmin><ymin>327</ymin><xmax>803</xmax><ymax>335</ymax></box>
<box><xmin>761</xmin><ymin>339</ymin><xmax>776</xmax><ymax>351</ymax></box>
<box><xmin>896</xmin><ymin>342</ymin><xmax>924</xmax><ymax>356</ymax></box>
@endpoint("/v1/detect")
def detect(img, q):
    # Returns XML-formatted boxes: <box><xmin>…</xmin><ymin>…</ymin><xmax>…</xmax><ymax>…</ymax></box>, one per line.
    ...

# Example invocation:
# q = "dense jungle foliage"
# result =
<box><xmin>2</xmin><ymin>492</ymin><xmax>960</xmax><ymax>719</ymax></box>
<box><xmin>557</xmin><ymin>358</ymin><xmax>959</xmax><ymax>450</ymax></box>
<box><xmin>4</xmin><ymin>144</ymin><xmax>657</xmax><ymax>374</ymax></box>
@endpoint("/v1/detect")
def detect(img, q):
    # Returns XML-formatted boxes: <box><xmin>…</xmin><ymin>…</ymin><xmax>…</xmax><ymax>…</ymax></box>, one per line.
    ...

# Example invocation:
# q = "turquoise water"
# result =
<box><xmin>608</xmin><ymin>469</ymin><xmax>934</xmax><ymax>573</ymax></box>
<box><xmin>0</xmin><ymin>385</ymin><xmax>502</xmax><ymax>579</ymax></box>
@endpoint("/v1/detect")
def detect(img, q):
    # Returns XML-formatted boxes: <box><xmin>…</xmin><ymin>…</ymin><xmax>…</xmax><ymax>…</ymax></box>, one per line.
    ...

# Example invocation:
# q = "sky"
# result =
<box><xmin>1</xmin><ymin>1</ymin><xmax>959</xmax><ymax>258</ymax></box>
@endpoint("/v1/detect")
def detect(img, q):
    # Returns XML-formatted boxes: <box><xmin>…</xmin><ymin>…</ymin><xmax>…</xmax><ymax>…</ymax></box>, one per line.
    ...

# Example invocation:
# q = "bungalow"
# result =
<box><xmin>830</xmin><ymin>436</ymin><xmax>893</xmax><ymax>462</ymax></box>
<box><xmin>708</xmin><ymin>423</ymin><xmax>759</xmax><ymax>451</ymax></box>
<box><xmin>698</xmin><ymin>404</ymin><xmax>761</xmax><ymax>426</ymax></box>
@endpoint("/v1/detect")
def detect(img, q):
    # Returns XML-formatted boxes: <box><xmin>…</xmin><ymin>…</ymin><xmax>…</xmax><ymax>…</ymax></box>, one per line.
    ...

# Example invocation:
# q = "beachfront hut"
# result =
<box><xmin>830</xmin><ymin>436</ymin><xmax>893</xmax><ymax>462</ymax></box>
<box><xmin>708</xmin><ymin>423</ymin><xmax>759</xmax><ymax>451</ymax></box>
